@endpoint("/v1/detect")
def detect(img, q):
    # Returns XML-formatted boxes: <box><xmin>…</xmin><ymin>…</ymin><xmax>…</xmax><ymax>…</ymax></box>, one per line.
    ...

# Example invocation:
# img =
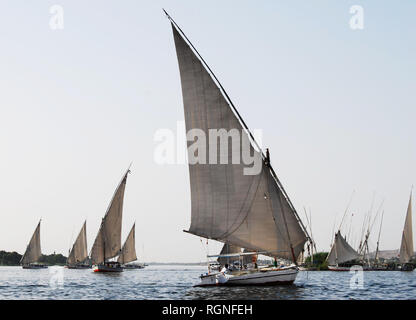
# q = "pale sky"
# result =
<box><xmin>0</xmin><ymin>1</ymin><xmax>415</xmax><ymax>262</ymax></box>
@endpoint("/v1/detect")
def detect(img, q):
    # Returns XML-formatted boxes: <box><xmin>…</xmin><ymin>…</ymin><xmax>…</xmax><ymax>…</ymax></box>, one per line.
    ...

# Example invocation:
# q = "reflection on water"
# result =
<box><xmin>0</xmin><ymin>265</ymin><xmax>415</xmax><ymax>299</ymax></box>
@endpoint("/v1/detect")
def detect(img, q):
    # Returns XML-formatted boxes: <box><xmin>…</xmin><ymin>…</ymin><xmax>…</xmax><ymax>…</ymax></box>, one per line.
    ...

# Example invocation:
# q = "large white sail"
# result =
<box><xmin>327</xmin><ymin>231</ymin><xmax>359</xmax><ymax>265</ymax></box>
<box><xmin>170</xmin><ymin>23</ymin><xmax>307</xmax><ymax>261</ymax></box>
<box><xmin>399</xmin><ymin>195</ymin><xmax>414</xmax><ymax>263</ymax></box>
<box><xmin>67</xmin><ymin>221</ymin><xmax>88</xmax><ymax>265</ymax></box>
<box><xmin>21</xmin><ymin>221</ymin><xmax>42</xmax><ymax>265</ymax></box>
<box><xmin>117</xmin><ymin>223</ymin><xmax>137</xmax><ymax>264</ymax></box>
<box><xmin>90</xmin><ymin>169</ymin><xmax>129</xmax><ymax>264</ymax></box>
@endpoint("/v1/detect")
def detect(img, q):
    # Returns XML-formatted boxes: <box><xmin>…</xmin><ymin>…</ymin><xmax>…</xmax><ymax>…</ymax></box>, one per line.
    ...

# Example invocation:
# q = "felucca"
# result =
<box><xmin>165</xmin><ymin>10</ymin><xmax>311</xmax><ymax>286</ymax></box>
<box><xmin>90</xmin><ymin>168</ymin><xmax>130</xmax><ymax>272</ymax></box>
<box><xmin>20</xmin><ymin>220</ymin><xmax>48</xmax><ymax>269</ymax></box>
<box><xmin>118</xmin><ymin>223</ymin><xmax>143</xmax><ymax>269</ymax></box>
<box><xmin>66</xmin><ymin>221</ymin><xmax>91</xmax><ymax>269</ymax></box>
<box><xmin>326</xmin><ymin>231</ymin><xmax>359</xmax><ymax>271</ymax></box>
<box><xmin>399</xmin><ymin>192</ymin><xmax>414</xmax><ymax>271</ymax></box>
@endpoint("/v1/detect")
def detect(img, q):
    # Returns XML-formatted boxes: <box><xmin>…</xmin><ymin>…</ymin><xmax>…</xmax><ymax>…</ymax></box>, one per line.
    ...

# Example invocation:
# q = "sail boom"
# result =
<box><xmin>208</xmin><ymin>251</ymin><xmax>266</xmax><ymax>258</ymax></box>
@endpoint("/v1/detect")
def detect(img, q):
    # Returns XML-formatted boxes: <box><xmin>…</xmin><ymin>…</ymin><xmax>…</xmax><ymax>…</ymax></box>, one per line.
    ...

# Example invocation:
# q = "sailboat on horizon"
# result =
<box><xmin>66</xmin><ymin>220</ymin><xmax>91</xmax><ymax>269</ymax></box>
<box><xmin>20</xmin><ymin>220</ymin><xmax>48</xmax><ymax>269</ymax></box>
<box><xmin>326</xmin><ymin>230</ymin><xmax>360</xmax><ymax>271</ymax></box>
<box><xmin>166</xmin><ymin>10</ymin><xmax>311</xmax><ymax>286</ymax></box>
<box><xmin>90</xmin><ymin>167</ymin><xmax>130</xmax><ymax>273</ymax></box>
<box><xmin>118</xmin><ymin>223</ymin><xmax>143</xmax><ymax>269</ymax></box>
<box><xmin>399</xmin><ymin>192</ymin><xmax>414</xmax><ymax>271</ymax></box>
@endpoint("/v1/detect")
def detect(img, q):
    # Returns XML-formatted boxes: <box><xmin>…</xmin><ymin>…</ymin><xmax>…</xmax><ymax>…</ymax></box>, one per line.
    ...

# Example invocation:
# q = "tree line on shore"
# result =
<box><xmin>0</xmin><ymin>250</ymin><xmax>67</xmax><ymax>266</ymax></box>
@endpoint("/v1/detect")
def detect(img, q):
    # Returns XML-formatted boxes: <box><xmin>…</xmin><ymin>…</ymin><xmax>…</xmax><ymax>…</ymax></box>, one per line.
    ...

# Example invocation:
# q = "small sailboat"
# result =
<box><xmin>66</xmin><ymin>221</ymin><xmax>91</xmax><ymax>269</ymax></box>
<box><xmin>399</xmin><ymin>192</ymin><xmax>414</xmax><ymax>271</ymax></box>
<box><xmin>165</xmin><ymin>10</ymin><xmax>311</xmax><ymax>286</ymax></box>
<box><xmin>90</xmin><ymin>168</ymin><xmax>130</xmax><ymax>272</ymax></box>
<box><xmin>326</xmin><ymin>231</ymin><xmax>359</xmax><ymax>271</ymax></box>
<box><xmin>20</xmin><ymin>220</ymin><xmax>48</xmax><ymax>269</ymax></box>
<box><xmin>118</xmin><ymin>223</ymin><xmax>142</xmax><ymax>269</ymax></box>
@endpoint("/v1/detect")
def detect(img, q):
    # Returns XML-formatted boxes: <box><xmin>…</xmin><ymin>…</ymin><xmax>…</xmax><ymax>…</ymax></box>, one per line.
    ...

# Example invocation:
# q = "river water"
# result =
<box><xmin>0</xmin><ymin>265</ymin><xmax>415</xmax><ymax>299</ymax></box>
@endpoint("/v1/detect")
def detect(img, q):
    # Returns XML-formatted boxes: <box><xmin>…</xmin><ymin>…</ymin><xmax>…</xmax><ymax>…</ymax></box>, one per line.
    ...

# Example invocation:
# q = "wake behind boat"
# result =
<box><xmin>20</xmin><ymin>220</ymin><xmax>48</xmax><ymax>269</ymax></box>
<box><xmin>166</xmin><ymin>10</ymin><xmax>311</xmax><ymax>286</ymax></box>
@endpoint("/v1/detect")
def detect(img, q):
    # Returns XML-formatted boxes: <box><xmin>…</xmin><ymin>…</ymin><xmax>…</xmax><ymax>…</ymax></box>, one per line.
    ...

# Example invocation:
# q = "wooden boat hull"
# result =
<box><xmin>93</xmin><ymin>263</ymin><xmax>123</xmax><ymax>273</ymax></box>
<box><xmin>196</xmin><ymin>266</ymin><xmax>298</xmax><ymax>287</ymax></box>
<box><xmin>22</xmin><ymin>264</ymin><xmax>48</xmax><ymax>269</ymax></box>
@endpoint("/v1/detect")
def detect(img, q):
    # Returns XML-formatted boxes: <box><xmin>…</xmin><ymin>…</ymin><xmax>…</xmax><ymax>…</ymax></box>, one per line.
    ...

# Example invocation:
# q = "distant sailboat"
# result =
<box><xmin>118</xmin><ymin>223</ymin><xmax>142</xmax><ymax>269</ymax></box>
<box><xmin>20</xmin><ymin>220</ymin><xmax>47</xmax><ymax>269</ymax></box>
<box><xmin>166</xmin><ymin>10</ymin><xmax>310</xmax><ymax>286</ymax></box>
<box><xmin>399</xmin><ymin>193</ymin><xmax>414</xmax><ymax>271</ymax></box>
<box><xmin>326</xmin><ymin>231</ymin><xmax>359</xmax><ymax>271</ymax></box>
<box><xmin>66</xmin><ymin>221</ymin><xmax>91</xmax><ymax>269</ymax></box>
<box><xmin>90</xmin><ymin>168</ymin><xmax>130</xmax><ymax>272</ymax></box>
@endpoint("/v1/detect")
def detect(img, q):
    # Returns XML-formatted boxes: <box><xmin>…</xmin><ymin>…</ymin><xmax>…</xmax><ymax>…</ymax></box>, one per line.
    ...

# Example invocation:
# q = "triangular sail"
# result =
<box><xmin>117</xmin><ymin>223</ymin><xmax>137</xmax><ymax>264</ymax></box>
<box><xmin>400</xmin><ymin>195</ymin><xmax>413</xmax><ymax>263</ymax></box>
<box><xmin>327</xmin><ymin>231</ymin><xmax>359</xmax><ymax>265</ymax></box>
<box><xmin>170</xmin><ymin>22</ymin><xmax>307</xmax><ymax>261</ymax></box>
<box><xmin>21</xmin><ymin>221</ymin><xmax>42</xmax><ymax>265</ymax></box>
<box><xmin>67</xmin><ymin>221</ymin><xmax>88</xmax><ymax>265</ymax></box>
<box><xmin>90</xmin><ymin>169</ymin><xmax>129</xmax><ymax>264</ymax></box>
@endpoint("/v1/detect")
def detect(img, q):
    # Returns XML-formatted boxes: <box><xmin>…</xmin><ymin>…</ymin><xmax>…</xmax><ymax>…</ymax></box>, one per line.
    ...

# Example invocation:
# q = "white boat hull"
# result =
<box><xmin>197</xmin><ymin>266</ymin><xmax>298</xmax><ymax>287</ymax></box>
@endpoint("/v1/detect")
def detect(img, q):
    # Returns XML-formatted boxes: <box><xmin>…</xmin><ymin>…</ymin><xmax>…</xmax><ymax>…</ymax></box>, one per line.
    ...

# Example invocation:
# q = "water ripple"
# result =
<box><xmin>0</xmin><ymin>266</ymin><xmax>415</xmax><ymax>299</ymax></box>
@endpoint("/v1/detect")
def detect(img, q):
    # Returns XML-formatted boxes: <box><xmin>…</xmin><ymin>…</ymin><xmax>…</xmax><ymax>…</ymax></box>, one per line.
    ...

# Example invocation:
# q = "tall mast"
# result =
<box><xmin>338</xmin><ymin>190</ymin><xmax>355</xmax><ymax>233</ymax></box>
<box><xmin>374</xmin><ymin>210</ymin><xmax>384</xmax><ymax>262</ymax></box>
<box><xmin>163</xmin><ymin>9</ymin><xmax>311</xmax><ymax>252</ymax></box>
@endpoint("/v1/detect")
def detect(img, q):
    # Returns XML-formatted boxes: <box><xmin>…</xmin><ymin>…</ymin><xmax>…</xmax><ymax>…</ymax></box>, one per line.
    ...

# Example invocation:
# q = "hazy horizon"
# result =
<box><xmin>0</xmin><ymin>1</ymin><xmax>415</xmax><ymax>262</ymax></box>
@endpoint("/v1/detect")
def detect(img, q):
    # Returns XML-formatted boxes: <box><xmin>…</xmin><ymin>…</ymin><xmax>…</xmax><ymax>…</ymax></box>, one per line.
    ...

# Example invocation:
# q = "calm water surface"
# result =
<box><xmin>0</xmin><ymin>265</ymin><xmax>415</xmax><ymax>299</ymax></box>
